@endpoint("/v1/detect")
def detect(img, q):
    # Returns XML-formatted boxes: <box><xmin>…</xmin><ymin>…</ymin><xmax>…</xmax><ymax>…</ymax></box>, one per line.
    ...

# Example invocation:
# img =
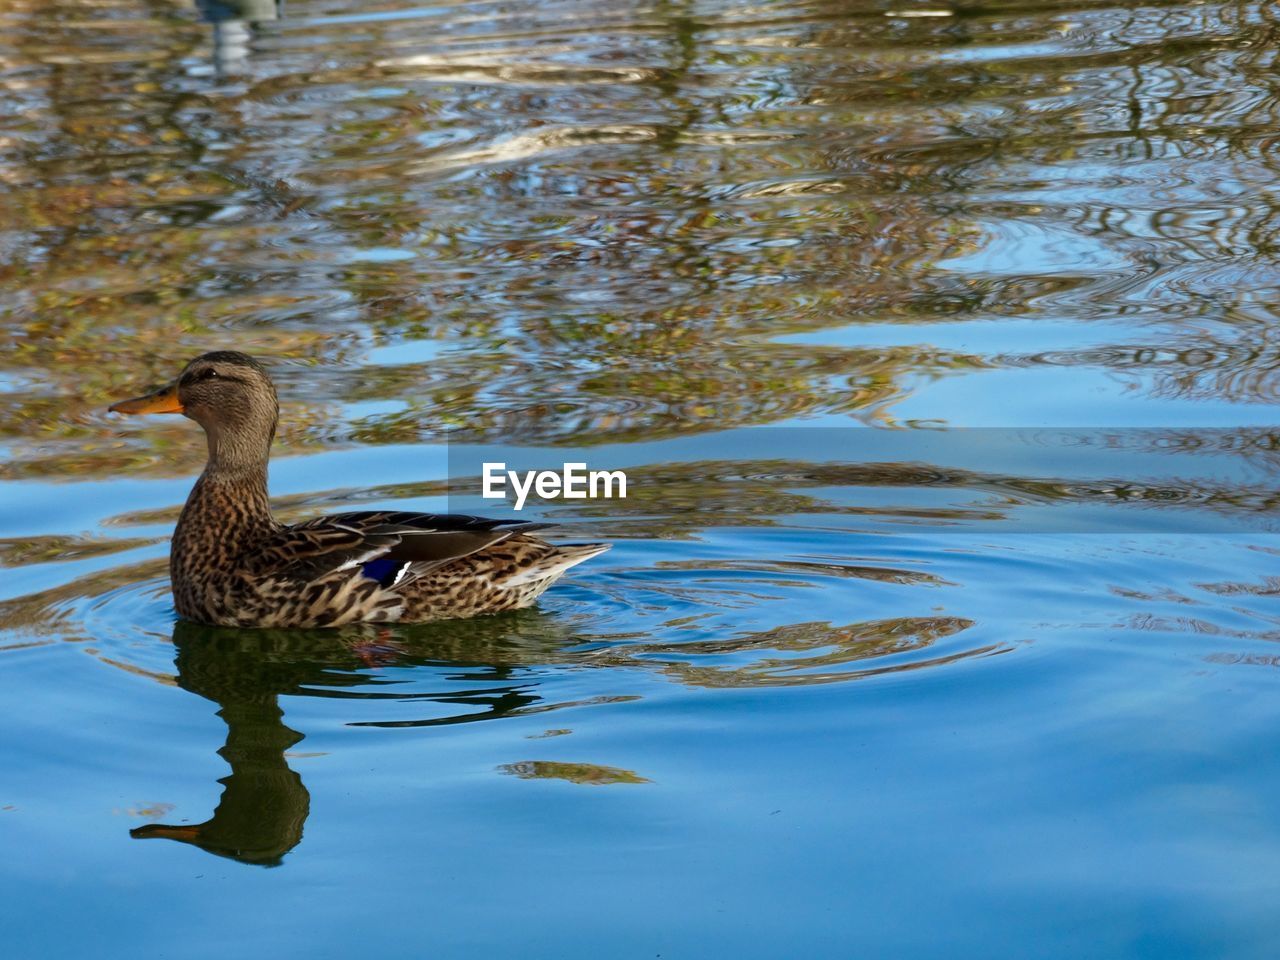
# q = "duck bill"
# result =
<box><xmin>130</xmin><ymin>823</ymin><xmax>201</xmax><ymax>842</ymax></box>
<box><xmin>108</xmin><ymin>382</ymin><xmax>183</xmax><ymax>415</ymax></box>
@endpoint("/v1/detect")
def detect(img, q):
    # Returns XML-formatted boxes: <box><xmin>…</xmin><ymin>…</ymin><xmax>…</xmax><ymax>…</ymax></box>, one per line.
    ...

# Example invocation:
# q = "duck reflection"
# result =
<box><xmin>130</xmin><ymin>622</ymin><xmax>314</xmax><ymax>866</ymax></box>
<box><xmin>126</xmin><ymin>607</ymin><xmax>986</xmax><ymax>865</ymax></box>
<box><xmin>130</xmin><ymin>613</ymin><xmax>570</xmax><ymax>866</ymax></box>
<box><xmin>192</xmin><ymin>0</ymin><xmax>281</xmax><ymax>76</ymax></box>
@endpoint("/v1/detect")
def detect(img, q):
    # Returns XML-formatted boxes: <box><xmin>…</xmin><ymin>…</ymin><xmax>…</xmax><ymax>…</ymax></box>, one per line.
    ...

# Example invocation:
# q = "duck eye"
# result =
<box><xmin>200</xmin><ymin>368</ymin><xmax>219</xmax><ymax>380</ymax></box>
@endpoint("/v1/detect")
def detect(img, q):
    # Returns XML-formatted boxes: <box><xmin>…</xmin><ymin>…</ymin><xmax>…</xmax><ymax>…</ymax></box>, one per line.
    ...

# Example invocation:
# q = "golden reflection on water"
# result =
<box><xmin>497</xmin><ymin>760</ymin><xmax>651</xmax><ymax>785</ymax></box>
<box><xmin>4</xmin><ymin>0</ymin><xmax>1280</xmax><ymax>481</ymax></box>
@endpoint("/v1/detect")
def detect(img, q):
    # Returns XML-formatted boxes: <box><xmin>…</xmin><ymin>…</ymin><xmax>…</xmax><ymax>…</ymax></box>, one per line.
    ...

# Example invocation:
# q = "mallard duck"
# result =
<box><xmin>109</xmin><ymin>351</ymin><xmax>609</xmax><ymax>628</ymax></box>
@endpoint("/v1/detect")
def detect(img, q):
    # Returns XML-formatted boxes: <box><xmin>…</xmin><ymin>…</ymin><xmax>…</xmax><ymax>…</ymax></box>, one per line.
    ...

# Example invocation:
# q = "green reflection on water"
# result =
<box><xmin>7</xmin><ymin>0</ymin><xmax>1280</xmax><ymax>482</ymax></box>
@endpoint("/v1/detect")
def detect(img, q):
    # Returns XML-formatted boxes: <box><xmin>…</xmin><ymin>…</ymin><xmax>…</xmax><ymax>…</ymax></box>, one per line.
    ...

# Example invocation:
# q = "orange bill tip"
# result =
<box><xmin>130</xmin><ymin>823</ymin><xmax>201</xmax><ymax>841</ymax></box>
<box><xmin>108</xmin><ymin>382</ymin><xmax>184</xmax><ymax>415</ymax></box>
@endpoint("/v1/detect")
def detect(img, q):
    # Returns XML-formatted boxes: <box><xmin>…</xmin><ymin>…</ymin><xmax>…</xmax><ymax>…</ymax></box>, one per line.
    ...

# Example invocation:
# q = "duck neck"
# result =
<box><xmin>203</xmin><ymin>421</ymin><xmax>274</xmax><ymax>516</ymax></box>
<box><xmin>204</xmin><ymin>416</ymin><xmax>275</xmax><ymax>482</ymax></box>
<box><xmin>175</xmin><ymin>426</ymin><xmax>278</xmax><ymax>562</ymax></box>
<box><xmin>194</xmin><ymin>460</ymin><xmax>273</xmax><ymax>524</ymax></box>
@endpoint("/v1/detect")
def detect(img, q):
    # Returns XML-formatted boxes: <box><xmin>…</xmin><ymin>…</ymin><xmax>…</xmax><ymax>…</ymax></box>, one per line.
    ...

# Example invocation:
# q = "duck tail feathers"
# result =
<box><xmin>503</xmin><ymin>542</ymin><xmax>611</xmax><ymax>587</ymax></box>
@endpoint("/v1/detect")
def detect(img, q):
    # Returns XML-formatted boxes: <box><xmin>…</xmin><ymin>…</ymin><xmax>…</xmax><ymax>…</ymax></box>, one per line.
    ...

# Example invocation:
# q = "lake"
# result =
<box><xmin>4</xmin><ymin>0</ymin><xmax>1280</xmax><ymax>956</ymax></box>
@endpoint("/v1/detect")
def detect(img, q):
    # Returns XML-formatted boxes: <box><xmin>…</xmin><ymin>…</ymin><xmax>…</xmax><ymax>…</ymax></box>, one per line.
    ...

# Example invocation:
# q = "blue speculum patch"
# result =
<box><xmin>360</xmin><ymin>557</ymin><xmax>401</xmax><ymax>587</ymax></box>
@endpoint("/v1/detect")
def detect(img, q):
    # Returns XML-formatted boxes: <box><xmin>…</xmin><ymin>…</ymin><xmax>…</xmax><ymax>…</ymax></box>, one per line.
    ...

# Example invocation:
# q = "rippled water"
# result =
<box><xmin>5</xmin><ymin>0</ymin><xmax>1280</xmax><ymax>955</ymax></box>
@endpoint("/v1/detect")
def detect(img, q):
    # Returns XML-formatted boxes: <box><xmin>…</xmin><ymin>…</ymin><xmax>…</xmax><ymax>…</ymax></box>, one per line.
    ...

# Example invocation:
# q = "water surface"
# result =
<box><xmin>4</xmin><ymin>0</ymin><xmax>1280</xmax><ymax>956</ymax></box>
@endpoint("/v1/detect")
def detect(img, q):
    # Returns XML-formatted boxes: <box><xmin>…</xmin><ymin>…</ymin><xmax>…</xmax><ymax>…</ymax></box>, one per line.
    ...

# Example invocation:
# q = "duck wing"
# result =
<box><xmin>242</xmin><ymin>512</ymin><xmax>552</xmax><ymax>585</ymax></box>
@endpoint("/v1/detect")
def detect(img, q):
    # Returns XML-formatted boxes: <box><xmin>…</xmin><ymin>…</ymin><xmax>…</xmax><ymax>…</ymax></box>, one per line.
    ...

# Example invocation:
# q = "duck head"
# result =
<box><xmin>109</xmin><ymin>351</ymin><xmax>280</xmax><ymax>471</ymax></box>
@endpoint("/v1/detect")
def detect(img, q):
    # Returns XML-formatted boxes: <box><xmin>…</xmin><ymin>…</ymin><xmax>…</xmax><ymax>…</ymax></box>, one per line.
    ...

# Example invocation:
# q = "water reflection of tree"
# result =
<box><xmin>0</xmin><ymin>0</ymin><xmax>350</xmax><ymax>478</ymax></box>
<box><xmin>0</xmin><ymin>0</ymin><xmax>988</xmax><ymax>480</ymax></box>
<box><xmin>6</xmin><ymin>0</ymin><xmax>1280</xmax><ymax>479</ymax></box>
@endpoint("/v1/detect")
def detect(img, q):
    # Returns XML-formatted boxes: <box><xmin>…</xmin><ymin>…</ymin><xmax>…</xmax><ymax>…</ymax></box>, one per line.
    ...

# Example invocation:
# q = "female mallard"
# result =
<box><xmin>109</xmin><ymin>351</ymin><xmax>608</xmax><ymax>628</ymax></box>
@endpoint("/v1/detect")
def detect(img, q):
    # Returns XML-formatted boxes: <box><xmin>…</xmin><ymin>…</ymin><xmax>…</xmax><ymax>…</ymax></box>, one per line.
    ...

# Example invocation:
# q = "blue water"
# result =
<box><xmin>5</xmin><ymin>0</ymin><xmax>1280</xmax><ymax>956</ymax></box>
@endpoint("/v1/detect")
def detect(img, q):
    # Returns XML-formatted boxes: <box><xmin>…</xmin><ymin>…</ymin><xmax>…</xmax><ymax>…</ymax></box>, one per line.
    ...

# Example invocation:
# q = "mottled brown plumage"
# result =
<box><xmin>109</xmin><ymin>351</ymin><xmax>609</xmax><ymax>627</ymax></box>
